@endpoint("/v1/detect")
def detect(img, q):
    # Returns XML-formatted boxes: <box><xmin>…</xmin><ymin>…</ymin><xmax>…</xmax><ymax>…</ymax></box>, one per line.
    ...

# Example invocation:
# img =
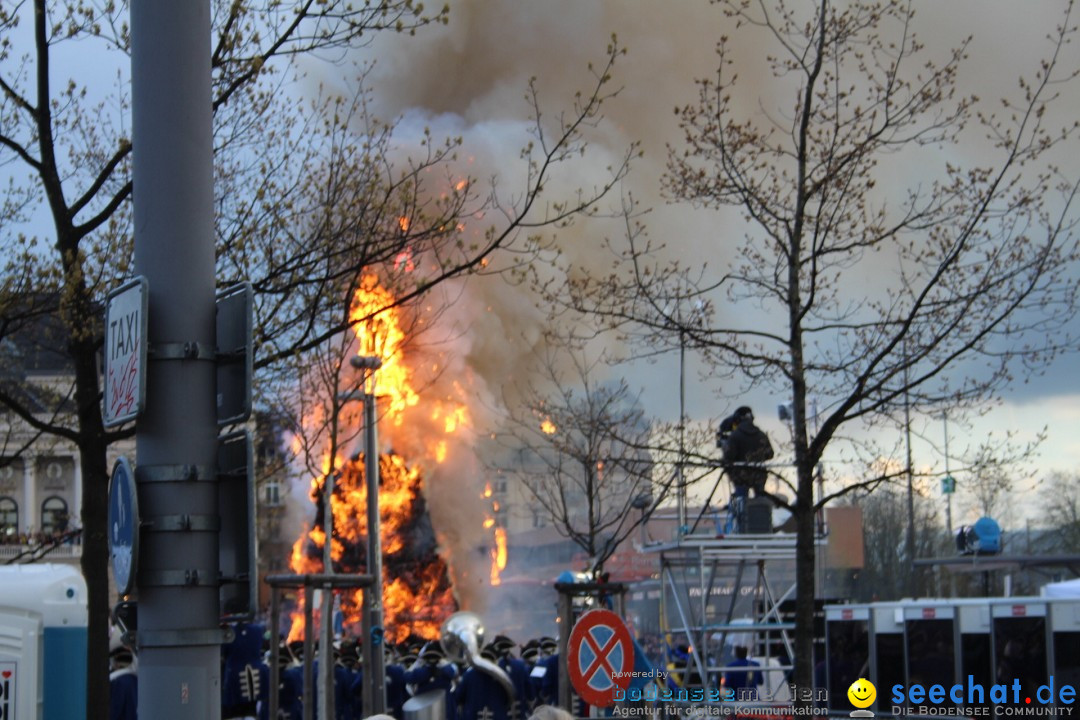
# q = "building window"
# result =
<box><xmin>532</xmin><ymin>509</ymin><xmax>546</xmax><ymax>529</ymax></box>
<box><xmin>264</xmin><ymin>480</ymin><xmax>282</xmax><ymax>507</ymax></box>
<box><xmin>0</xmin><ymin>497</ymin><xmax>17</xmax><ymax>540</ymax></box>
<box><xmin>40</xmin><ymin>496</ymin><xmax>69</xmax><ymax>536</ymax></box>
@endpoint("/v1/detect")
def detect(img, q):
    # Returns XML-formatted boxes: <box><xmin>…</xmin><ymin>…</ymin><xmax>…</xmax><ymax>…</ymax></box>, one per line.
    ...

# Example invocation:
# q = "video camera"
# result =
<box><xmin>955</xmin><ymin>517</ymin><xmax>1001</xmax><ymax>556</ymax></box>
<box><xmin>716</xmin><ymin>414</ymin><xmax>736</xmax><ymax>449</ymax></box>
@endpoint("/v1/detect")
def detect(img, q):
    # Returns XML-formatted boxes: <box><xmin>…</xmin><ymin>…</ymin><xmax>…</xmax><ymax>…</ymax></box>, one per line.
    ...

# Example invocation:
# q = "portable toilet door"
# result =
<box><xmin>902</xmin><ymin>602</ymin><xmax>958</xmax><ymax>711</ymax></box>
<box><xmin>869</xmin><ymin>603</ymin><xmax>905</xmax><ymax>714</ymax></box>
<box><xmin>0</xmin><ymin>563</ymin><xmax>87</xmax><ymax>720</ymax></box>
<box><xmin>956</xmin><ymin>599</ymin><xmax>992</xmax><ymax>711</ymax></box>
<box><xmin>824</xmin><ymin>605</ymin><xmax>870</xmax><ymax>713</ymax></box>
<box><xmin>991</xmin><ymin>599</ymin><xmax>1048</xmax><ymax>706</ymax></box>
<box><xmin>1048</xmin><ymin>598</ymin><xmax>1080</xmax><ymax>709</ymax></box>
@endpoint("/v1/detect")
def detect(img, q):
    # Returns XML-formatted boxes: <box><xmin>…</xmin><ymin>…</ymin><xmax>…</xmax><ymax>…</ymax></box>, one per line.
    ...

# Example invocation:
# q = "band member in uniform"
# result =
<box><xmin>109</xmin><ymin>643</ymin><xmax>138</xmax><ymax>720</ymax></box>
<box><xmin>405</xmin><ymin>641</ymin><xmax>459</xmax><ymax>720</ymax></box>
<box><xmin>384</xmin><ymin>643</ymin><xmax>409</xmax><ymax>720</ymax></box>
<box><xmin>492</xmin><ymin>635</ymin><xmax>531</xmax><ymax>720</ymax></box>
<box><xmin>262</xmin><ymin>643</ymin><xmax>304</xmax><ymax>720</ymax></box>
<box><xmin>222</xmin><ymin>622</ymin><xmax>268</xmax><ymax>720</ymax></box>
<box><xmin>520</xmin><ymin>640</ymin><xmax>542</xmax><ymax>713</ymax></box>
<box><xmin>453</xmin><ymin>643</ymin><xmax>513</xmax><ymax>720</ymax></box>
<box><xmin>532</xmin><ymin>638</ymin><xmax>559</xmax><ymax>708</ymax></box>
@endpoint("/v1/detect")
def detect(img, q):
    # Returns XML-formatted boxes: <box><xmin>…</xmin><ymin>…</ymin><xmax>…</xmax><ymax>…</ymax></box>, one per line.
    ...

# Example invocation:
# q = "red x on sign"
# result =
<box><xmin>567</xmin><ymin>609</ymin><xmax>634</xmax><ymax>707</ymax></box>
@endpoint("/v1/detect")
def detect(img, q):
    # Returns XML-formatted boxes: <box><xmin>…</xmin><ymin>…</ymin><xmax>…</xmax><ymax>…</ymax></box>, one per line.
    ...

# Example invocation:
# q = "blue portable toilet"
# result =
<box><xmin>0</xmin><ymin>563</ymin><xmax>87</xmax><ymax>719</ymax></box>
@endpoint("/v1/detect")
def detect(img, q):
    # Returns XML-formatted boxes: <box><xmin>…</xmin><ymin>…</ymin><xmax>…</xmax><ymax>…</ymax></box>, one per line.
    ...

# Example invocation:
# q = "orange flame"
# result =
<box><xmin>349</xmin><ymin>274</ymin><xmax>418</xmax><ymax>422</ymax></box>
<box><xmin>490</xmin><ymin>527</ymin><xmax>507</xmax><ymax>586</ymax></box>
<box><xmin>287</xmin><ymin>273</ymin><xmax>505</xmax><ymax>643</ymax></box>
<box><xmin>288</xmin><ymin>452</ymin><xmax>456</xmax><ymax>644</ymax></box>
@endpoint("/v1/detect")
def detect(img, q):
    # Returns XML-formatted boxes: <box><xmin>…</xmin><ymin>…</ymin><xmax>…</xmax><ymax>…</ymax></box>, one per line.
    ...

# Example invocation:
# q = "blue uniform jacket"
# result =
<box><xmin>454</xmin><ymin>665</ymin><xmax>512</xmax><ymax>720</ymax></box>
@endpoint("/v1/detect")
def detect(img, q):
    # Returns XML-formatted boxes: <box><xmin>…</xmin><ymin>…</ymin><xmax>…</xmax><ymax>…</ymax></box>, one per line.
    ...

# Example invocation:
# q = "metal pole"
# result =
<box><xmin>698</xmin><ymin>548</ymin><xmax>707</xmax><ymax>661</ymax></box>
<box><xmin>359</xmin><ymin>357</ymin><xmax>387</xmax><ymax>714</ymax></box>
<box><xmin>270</xmin><ymin>588</ymin><xmax>281</xmax><ymax>720</ymax></box>
<box><xmin>321</xmin><ymin>470</ymin><xmax>336</xmax><ymax>720</ymax></box>
<box><xmin>303</xmin><ymin>591</ymin><xmax>315</xmax><ymax>720</ymax></box>
<box><xmin>321</xmin><ymin>584</ymin><xmax>335</xmax><ymax>720</ymax></box>
<box><xmin>943</xmin><ymin>413</ymin><xmax>952</xmax><ymax>535</ymax></box>
<box><xmin>663</xmin><ymin>565</ymin><xmax>708</xmax><ymax>690</ymax></box>
<box><xmin>904</xmin><ymin>356</ymin><xmax>917</xmax><ymax>596</ymax></box>
<box><xmin>360</xmin><ymin>587</ymin><xmax>373</xmax><ymax>718</ymax></box>
<box><xmin>557</xmin><ymin>590</ymin><xmax>572</xmax><ymax>711</ymax></box>
<box><xmin>131</xmin><ymin>2</ymin><xmax>220</xmax><ymax>718</ymax></box>
<box><xmin>717</xmin><ymin>559</ymin><xmax>747</xmax><ymax>663</ymax></box>
<box><xmin>677</xmin><ymin>328</ymin><xmax>687</xmax><ymax>535</ymax></box>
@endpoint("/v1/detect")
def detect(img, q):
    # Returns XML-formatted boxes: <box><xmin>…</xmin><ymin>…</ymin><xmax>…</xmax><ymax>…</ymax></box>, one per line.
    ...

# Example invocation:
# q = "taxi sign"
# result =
<box><xmin>104</xmin><ymin>277</ymin><xmax>148</xmax><ymax>427</ymax></box>
<box><xmin>567</xmin><ymin>609</ymin><xmax>634</xmax><ymax>707</ymax></box>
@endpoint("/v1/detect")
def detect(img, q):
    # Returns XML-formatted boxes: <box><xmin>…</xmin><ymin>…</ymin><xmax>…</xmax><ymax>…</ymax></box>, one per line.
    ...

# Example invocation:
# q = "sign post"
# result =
<box><xmin>131</xmin><ymin>0</ymin><xmax>221</xmax><ymax>715</ymax></box>
<box><xmin>103</xmin><ymin>277</ymin><xmax>148</xmax><ymax>427</ymax></box>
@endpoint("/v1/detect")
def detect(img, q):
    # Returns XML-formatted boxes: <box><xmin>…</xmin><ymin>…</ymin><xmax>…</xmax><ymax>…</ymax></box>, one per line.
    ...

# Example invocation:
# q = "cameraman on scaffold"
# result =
<box><xmin>717</xmin><ymin>406</ymin><xmax>774</xmax><ymax>533</ymax></box>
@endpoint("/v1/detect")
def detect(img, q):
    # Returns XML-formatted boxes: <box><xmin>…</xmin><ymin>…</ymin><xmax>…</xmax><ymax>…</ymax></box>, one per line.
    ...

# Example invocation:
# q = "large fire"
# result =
<box><xmin>287</xmin><ymin>274</ymin><xmax>504</xmax><ymax>644</ymax></box>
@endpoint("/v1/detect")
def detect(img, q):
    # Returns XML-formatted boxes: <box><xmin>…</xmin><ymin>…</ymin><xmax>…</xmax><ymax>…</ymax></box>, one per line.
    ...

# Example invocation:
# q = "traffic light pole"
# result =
<box><xmin>131</xmin><ymin>2</ymin><xmax>222</xmax><ymax>719</ymax></box>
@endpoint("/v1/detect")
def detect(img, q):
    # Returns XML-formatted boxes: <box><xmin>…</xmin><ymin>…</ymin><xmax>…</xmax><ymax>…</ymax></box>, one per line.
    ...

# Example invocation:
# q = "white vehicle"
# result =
<box><xmin>0</xmin><ymin>563</ymin><xmax>87</xmax><ymax>719</ymax></box>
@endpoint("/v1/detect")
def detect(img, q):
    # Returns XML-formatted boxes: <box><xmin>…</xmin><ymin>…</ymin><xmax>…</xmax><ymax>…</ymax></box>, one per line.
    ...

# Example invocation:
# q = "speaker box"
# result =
<box><xmin>745</xmin><ymin>498</ymin><xmax>773</xmax><ymax>534</ymax></box>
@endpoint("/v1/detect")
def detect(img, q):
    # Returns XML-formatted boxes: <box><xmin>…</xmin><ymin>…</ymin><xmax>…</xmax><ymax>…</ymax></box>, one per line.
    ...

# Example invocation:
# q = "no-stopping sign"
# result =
<box><xmin>567</xmin><ymin>609</ymin><xmax>634</xmax><ymax>707</ymax></box>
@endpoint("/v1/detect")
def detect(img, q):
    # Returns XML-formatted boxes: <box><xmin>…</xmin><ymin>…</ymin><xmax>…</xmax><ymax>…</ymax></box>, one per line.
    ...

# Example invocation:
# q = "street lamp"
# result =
<box><xmin>349</xmin><ymin>355</ymin><xmax>385</xmax><ymax>717</ymax></box>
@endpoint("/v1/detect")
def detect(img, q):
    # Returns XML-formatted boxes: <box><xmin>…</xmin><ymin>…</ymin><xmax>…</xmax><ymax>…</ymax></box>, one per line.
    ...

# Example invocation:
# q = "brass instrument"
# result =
<box><xmin>439</xmin><ymin>611</ymin><xmax>515</xmax><ymax>702</ymax></box>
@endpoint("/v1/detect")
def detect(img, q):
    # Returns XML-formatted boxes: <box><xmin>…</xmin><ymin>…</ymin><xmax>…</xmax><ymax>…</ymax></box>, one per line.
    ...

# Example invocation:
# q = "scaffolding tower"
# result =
<box><xmin>645</xmin><ymin>528</ymin><xmax>828</xmax><ymax>700</ymax></box>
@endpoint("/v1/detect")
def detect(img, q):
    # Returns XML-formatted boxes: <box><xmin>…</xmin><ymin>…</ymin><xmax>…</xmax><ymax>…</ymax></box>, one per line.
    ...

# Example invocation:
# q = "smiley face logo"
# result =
<box><xmin>847</xmin><ymin>678</ymin><xmax>876</xmax><ymax>709</ymax></box>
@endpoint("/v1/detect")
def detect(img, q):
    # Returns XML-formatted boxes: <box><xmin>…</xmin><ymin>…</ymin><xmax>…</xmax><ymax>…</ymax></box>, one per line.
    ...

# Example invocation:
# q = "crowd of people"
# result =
<box><xmin>107</xmin><ymin>618</ymin><xmax>783</xmax><ymax>720</ymax></box>
<box><xmin>0</xmin><ymin>526</ymin><xmax>80</xmax><ymax>546</ymax></box>
<box><xmin>108</xmin><ymin>621</ymin><xmax>568</xmax><ymax>720</ymax></box>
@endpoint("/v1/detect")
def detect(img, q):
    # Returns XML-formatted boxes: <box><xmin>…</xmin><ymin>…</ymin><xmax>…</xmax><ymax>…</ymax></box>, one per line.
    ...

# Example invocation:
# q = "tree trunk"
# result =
<box><xmin>73</xmin><ymin>333</ymin><xmax>110</xmax><ymax>718</ymax></box>
<box><xmin>793</xmin><ymin>463</ymin><xmax>817</xmax><ymax>706</ymax></box>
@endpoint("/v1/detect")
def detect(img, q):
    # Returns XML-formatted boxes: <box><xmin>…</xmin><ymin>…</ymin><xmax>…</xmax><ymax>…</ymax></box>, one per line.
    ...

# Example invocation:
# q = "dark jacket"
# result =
<box><xmin>722</xmin><ymin>419</ymin><xmax>774</xmax><ymax>491</ymax></box>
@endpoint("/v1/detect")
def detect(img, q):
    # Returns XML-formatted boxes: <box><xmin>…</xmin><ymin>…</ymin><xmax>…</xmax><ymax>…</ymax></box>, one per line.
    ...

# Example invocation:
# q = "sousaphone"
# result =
<box><xmin>439</xmin><ymin>611</ymin><xmax>515</xmax><ymax>702</ymax></box>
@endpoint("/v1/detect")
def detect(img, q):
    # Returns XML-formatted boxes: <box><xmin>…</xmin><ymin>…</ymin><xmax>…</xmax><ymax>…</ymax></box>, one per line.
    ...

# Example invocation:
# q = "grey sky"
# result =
<box><xmin>330</xmin><ymin>0</ymin><xmax>1080</xmax><ymax>520</ymax></box>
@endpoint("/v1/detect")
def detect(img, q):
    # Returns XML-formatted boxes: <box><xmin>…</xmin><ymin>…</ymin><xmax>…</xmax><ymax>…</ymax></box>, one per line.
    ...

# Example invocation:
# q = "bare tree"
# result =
<box><xmin>959</xmin><ymin>436</ymin><xmax>1041</xmax><ymax>526</ymax></box>
<box><xmin>852</xmin><ymin>485</ymin><xmax>943</xmax><ymax>601</ymax></box>
<box><xmin>489</xmin><ymin>348</ymin><xmax>671</xmax><ymax>579</ymax></box>
<box><xmin>1040</xmin><ymin>471</ymin><xmax>1080</xmax><ymax>553</ymax></box>
<box><xmin>554</xmin><ymin>0</ymin><xmax>1080</xmax><ymax>693</ymax></box>
<box><xmin>0</xmin><ymin>1</ymin><xmax>634</xmax><ymax>708</ymax></box>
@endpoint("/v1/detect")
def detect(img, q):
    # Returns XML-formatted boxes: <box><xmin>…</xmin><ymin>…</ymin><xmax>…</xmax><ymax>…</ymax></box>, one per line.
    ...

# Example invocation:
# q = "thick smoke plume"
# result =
<box><xmin>284</xmin><ymin>0</ymin><xmax>1080</xmax><ymax>624</ymax></box>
